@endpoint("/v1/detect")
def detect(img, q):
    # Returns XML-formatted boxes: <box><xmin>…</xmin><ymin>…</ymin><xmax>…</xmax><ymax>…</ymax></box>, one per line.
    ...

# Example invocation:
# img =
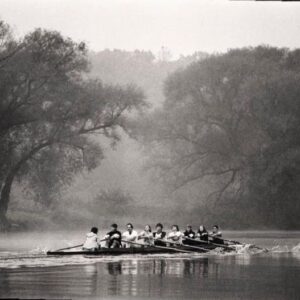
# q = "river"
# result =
<box><xmin>0</xmin><ymin>231</ymin><xmax>299</xmax><ymax>299</ymax></box>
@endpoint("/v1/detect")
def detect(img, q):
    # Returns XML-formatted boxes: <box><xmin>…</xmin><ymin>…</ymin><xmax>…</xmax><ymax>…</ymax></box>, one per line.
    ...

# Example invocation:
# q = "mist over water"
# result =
<box><xmin>0</xmin><ymin>231</ymin><xmax>299</xmax><ymax>272</ymax></box>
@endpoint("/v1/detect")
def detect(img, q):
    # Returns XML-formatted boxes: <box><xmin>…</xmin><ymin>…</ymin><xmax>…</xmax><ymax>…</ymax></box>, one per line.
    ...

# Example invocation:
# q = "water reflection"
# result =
<box><xmin>1</xmin><ymin>256</ymin><xmax>299</xmax><ymax>299</ymax></box>
<box><xmin>107</xmin><ymin>261</ymin><xmax>122</xmax><ymax>275</ymax></box>
<box><xmin>96</xmin><ymin>258</ymin><xmax>214</xmax><ymax>297</ymax></box>
<box><xmin>103</xmin><ymin>258</ymin><xmax>210</xmax><ymax>277</ymax></box>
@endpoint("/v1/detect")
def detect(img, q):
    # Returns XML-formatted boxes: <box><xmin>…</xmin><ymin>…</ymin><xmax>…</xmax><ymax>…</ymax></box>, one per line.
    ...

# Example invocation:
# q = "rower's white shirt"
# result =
<box><xmin>122</xmin><ymin>230</ymin><xmax>138</xmax><ymax>241</ymax></box>
<box><xmin>83</xmin><ymin>232</ymin><xmax>99</xmax><ymax>249</ymax></box>
<box><xmin>122</xmin><ymin>230</ymin><xmax>138</xmax><ymax>247</ymax></box>
<box><xmin>167</xmin><ymin>231</ymin><xmax>184</xmax><ymax>242</ymax></box>
<box><xmin>139</xmin><ymin>230</ymin><xmax>154</xmax><ymax>245</ymax></box>
<box><xmin>210</xmin><ymin>231</ymin><xmax>222</xmax><ymax>237</ymax></box>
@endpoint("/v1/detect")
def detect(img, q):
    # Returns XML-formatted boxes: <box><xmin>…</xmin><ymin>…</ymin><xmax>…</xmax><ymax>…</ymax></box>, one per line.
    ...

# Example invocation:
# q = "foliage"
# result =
<box><xmin>138</xmin><ymin>46</ymin><xmax>300</xmax><ymax>229</ymax></box>
<box><xmin>0</xmin><ymin>21</ymin><xmax>146</xmax><ymax>229</ymax></box>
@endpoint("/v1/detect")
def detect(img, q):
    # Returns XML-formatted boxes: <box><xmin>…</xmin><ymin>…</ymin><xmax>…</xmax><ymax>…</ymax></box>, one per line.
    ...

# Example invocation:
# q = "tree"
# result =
<box><xmin>0</xmin><ymin>22</ymin><xmax>146</xmax><ymax>230</ymax></box>
<box><xmin>138</xmin><ymin>46</ymin><xmax>300</xmax><ymax>228</ymax></box>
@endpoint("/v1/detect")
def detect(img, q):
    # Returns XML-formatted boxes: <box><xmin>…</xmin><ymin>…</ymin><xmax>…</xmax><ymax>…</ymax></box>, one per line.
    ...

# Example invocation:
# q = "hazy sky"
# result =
<box><xmin>1</xmin><ymin>0</ymin><xmax>300</xmax><ymax>56</ymax></box>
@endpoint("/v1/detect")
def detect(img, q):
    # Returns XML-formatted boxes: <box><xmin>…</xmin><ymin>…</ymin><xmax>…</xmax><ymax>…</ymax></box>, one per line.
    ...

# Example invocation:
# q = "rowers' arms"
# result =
<box><xmin>137</xmin><ymin>231</ymin><xmax>144</xmax><ymax>240</ymax></box>
<box><xmin>209</xmin><ymin>232</ymin><xmax>222</xmax><ymax>238</ymax></box>
<box><xmin>196</xmin><ymin>232</ymin><xmax>208</xmax><ymax>238</ymax></box>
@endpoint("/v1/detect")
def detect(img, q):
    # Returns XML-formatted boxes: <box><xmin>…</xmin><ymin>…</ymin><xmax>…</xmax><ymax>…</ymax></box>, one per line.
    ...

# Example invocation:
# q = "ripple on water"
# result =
<box><xmin>0</xmin><ymin>244</ymin><xmax>281</xmax><ymax>269</ymax></box>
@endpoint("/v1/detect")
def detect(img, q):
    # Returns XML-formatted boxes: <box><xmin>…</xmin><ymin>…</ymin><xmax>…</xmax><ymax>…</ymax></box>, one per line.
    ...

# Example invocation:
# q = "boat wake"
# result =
<box><xmin>270</xmin><ymin>243</ymin><xmax>300</xmax><ymax>253</ymax></box>
<box><xmin>0</xmin><ymin>242</ymin><xmax>299</xmax><ymax>269</ymax></box>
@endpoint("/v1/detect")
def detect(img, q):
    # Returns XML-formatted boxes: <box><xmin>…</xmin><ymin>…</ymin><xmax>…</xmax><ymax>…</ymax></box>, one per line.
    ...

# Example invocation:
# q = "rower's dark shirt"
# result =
<box><xmin>153</xmin><ymin>231</ymin><xmax>166</xmax><ymax>239</ymax></box>
<box><xmin>209</xmin><ymin>231</ymin><xmax>224</xmax><ymax>244</ymax></box>
<box><xmin>184</xmin><ymin>230</ymin><xmax>196</xmax><ymax>239</ymax></box>
<box><xmin>153</xmin><ymin>231</ymin><xmax>166</xmax><ymax>246</ymax></box>
<box><xmin>107</xmin><ymin>230</ymin><xmax>122</xmax><ymax>245</ymax></box>
<box><xmin>197</xmin><ymin>230</ymin><xmax>208</xmax><ymax>242</ymax></box>
<box><xmin>182</xmin><ymin>230</ymin><xmax>196</xmax><ymax>245</ymax></box>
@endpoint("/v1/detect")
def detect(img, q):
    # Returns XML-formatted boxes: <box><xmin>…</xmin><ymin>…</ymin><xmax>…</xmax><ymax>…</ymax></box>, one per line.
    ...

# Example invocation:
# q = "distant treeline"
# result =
<box><xmin>89</xmin><ymin>48</ymin><xmax>208</xmax><ymax>106</ymax></box>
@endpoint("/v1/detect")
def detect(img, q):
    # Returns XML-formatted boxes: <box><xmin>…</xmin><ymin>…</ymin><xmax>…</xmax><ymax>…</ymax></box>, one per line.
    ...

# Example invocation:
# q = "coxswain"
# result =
<box><xmin>138</xmin><ymin>225</ymin><xmax>154</xmax><ymax>246</ymax></box>
<box><xmin>196</xmin><ymin>225</ymin><xmax>209</xmax><ymax>242</ymax></box>
<box><xmin>153</xmin><ymin>223</ymin><xmax>167</xmax><ymax>246</ymax></box>
<box><xmin>104</xmin><ymin>223</ymin><xmax>122</xmax><ymax>248</ymax></box>
<box><xmin>209</xmin><ymin>225</ymin><xmax>224</xmax><ymax>244</ymax></box>
<box><xmin>122</xmin><ymin>223</ymin><xmax>138</xmax><ymax>248</ymax></box>
<box><xmin>82</xmin><ymin>227</ymin><xmax>100</xmax><ymax>251</ymax></box>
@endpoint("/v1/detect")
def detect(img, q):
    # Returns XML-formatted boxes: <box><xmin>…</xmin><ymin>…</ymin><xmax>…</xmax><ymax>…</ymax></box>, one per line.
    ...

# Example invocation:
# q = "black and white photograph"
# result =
<box><xmin>0</xmin><ymin>0</ymin><xmax>300</xmax><ymax>299</ymax></box>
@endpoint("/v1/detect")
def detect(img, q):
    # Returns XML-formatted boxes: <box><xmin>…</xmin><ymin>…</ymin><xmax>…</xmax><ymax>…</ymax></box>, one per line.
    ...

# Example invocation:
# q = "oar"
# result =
<box><xmin>206</xmin><ymin>236</ymin><xmax>266</xmax><ymax>251</ymax></box>
<box><xmin>184</xmin><ymin>237</ymin><xmax>235</xmax><ymax>250</ymax></box>
<box><xmin>207</xmin><ymin>235</ymin><xmax>241</xmax><ymax>245</ymax></box>
<box><xmin>162</xmin><ymin>239</ymin><xmax>210</xmax><ymax>252</ymax></box>
<box><xmin>221</xmin><ymin>238</ymin><xmax>242</xmax><ymax>245</ymax></box>
<box><xmin>55</xmin><ymin>238</ymin><xmax>107</xmax><ymax>252</ymax></box>
<box><xmin>208</xmin><ymin>241</ymin><xmax>235</xmax><ymax>250</ymax></box>
<box><xmin>121</xmin><ymin>239</ymin><xmax>194</xmax><ymax>254</ymax></box>
<box><xmin>55</xmin><ymin>244</ymin><xmax>83</xmax><ymax>251</ymax></box>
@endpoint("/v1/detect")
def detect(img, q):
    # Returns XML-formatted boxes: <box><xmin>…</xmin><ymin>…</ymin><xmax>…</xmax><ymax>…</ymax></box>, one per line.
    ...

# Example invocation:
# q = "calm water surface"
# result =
<box><xmin>0</xmin><ymin>231</ymin><xmax>299</xmax><ymax>299</ymax></box>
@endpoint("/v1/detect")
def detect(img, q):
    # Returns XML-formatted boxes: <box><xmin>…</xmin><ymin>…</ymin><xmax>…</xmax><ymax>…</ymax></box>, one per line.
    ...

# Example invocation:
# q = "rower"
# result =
<box><xmin>104</xmin><ymin>223</ymin><xmax>122</xmax><ymax>248</ymax></box>
<box><xmin>82</xmin><ymin>227</ymin><xmax>100</xmax><ymax>251</ymax></box>
<box><xmin>182</xmin><ymin>225</ymin><xmax>196</xmax><ymax>245</ymax></box>
<box><xmin>153</xmin><ymin>223</ymin><xmax>167</xmax><ymax>246</ymax></box>
<box><xmin>167</xmin><ymin>225</ymin><xmax>184</xmax><ymax>243</ymax></box>
<box><xmin>138</xmin><ymin>225</ymin><xmax>154</xmax><ymax>246</ymax></box>
<box><xmin>209</xmin><ymin>225</ymin><xmax>224</xmax><ymax>244</ymax></box>
<box><xmin>183</xmin><ymin>224</ymin><xmax>196</xmax><ymax>238</ymax></box>
<box><xmin>122</xmin><ymin>223</ymin><xmax>138</xmax><ymax>248</ymax></box>
<box><xmin>196</xmin><ymin>225</ymin><xmax>209</xmax><ymax>242</ymax></box>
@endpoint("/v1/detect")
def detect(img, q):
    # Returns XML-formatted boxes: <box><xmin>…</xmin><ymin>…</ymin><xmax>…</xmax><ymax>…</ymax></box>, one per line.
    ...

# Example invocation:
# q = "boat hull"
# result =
<box><xmin>47</xmin><ymin>245</ymin><xmax>214</xmax><ymax>256</ymax></box>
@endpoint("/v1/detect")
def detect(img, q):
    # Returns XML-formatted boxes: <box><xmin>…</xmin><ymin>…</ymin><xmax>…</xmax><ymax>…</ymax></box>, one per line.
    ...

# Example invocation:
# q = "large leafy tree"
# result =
<box><xmin>139</xmin><ymin>46</ymin><xmax>300</xmax><ymax>228</ymax></box>
<box><xmin>0</xmin><ymin>21</ymin><xmax>146</xmax><ymax>229</ymax></box>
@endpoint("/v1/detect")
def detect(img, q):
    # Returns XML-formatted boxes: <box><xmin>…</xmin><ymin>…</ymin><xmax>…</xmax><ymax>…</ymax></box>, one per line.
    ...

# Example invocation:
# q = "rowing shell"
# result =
<box><xmin>47</xmin><ymin>243</ymin><xmax>231</xmax><ymax>256</ymax></box>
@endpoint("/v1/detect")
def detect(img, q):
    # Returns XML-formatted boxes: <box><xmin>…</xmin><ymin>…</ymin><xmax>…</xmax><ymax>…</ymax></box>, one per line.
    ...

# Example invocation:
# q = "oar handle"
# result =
<box><xmin>184</xmin><ymin>236</ymin><xmax>234</xmax><ymax>250</ymax></box>
<box><xmin>55</xmin><ymin>244</ymin><xmax>84</xmax><ymax>251</ymax></box>
<box><xmin>184</xmin><ymin>236</ymin><xmax>209</xmax><ymax>243</ymax></box>
<box><xmin>55</xmin><ymin>238</ymin><xmax>107</xmax><ymax>252</ymax></box>
<box><xmin>121</xmin><ymin>239</ymin><xmax>145</xmax><ymax>247</ymax></box>
<box><xmin>121</xmin><ymin>239</ymin><xmax>194</xmax><ymax>253</ymax></box>
<box><xmin>159</xmin><ymin>238</ymin><xmax>209</xmax><ymax>252</ymax></box>
<box><xmin>205</xmin><ymin>234</ymin><xmax>241</xmax><ymax>245</ymax></box>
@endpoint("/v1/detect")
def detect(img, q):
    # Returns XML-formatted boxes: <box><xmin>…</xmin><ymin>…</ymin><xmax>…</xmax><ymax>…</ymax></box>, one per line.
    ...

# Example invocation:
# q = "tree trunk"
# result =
<box><xmin>0</xmin><ymin>142</ymin><xmax>51</xmax><ymax>231</ymax></box>
<box><xmin>0</xmin><ymin>171</ymin><xmax>17</xmax><ymax>231</ymax></box>
<box><xmin>0</xmin><ymin>210</ymin><xmax>10</xmax><ymax>231</ymax></box>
